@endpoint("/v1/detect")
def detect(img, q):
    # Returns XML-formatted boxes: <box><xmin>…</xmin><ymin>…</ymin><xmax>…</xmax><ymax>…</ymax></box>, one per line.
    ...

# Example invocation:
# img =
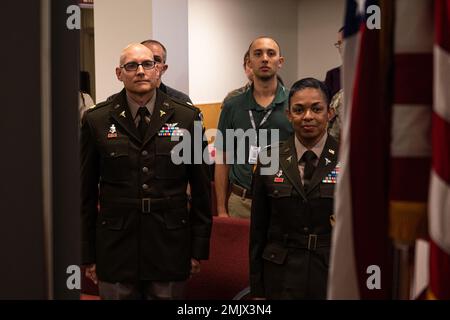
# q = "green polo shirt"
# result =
<box><xmin>216</xmin><ymin>83</ymin><xmax>293</xmax><ymax>191</ymax></box>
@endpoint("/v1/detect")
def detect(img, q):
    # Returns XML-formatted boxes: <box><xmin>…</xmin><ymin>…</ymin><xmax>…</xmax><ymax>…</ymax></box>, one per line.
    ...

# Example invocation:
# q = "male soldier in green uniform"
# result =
<box><xmin>81</xmin><ymin>43</ymin><xmax>211</xmax><ymax>299</ymax></box>
<box><xmin>215</xmin><ymin>36</ymin><xmax>293</xmax><ymax>219</ymax></box>
<box><xmin>250</xmin><ymin>77</ymin><xmax>338</xmax><ymax>299</ymax></box>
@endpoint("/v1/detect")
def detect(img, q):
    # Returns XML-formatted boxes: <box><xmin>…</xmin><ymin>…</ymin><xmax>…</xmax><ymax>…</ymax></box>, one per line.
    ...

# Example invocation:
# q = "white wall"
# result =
<box><xmin>297</xmin><ymin>0</ymin><xmax>346</xmax><ymax>81</ymax></box>
<box><xmin>152</xmin><ymin>0</ymin><xmax>189</xmax><ymax>95</ymax></box>
<box><xmin>188</xmin><ymin>0</ymin><xmax>298</xmax><ymax>104</ymax></box>
<box><xmin>92</xmin><ymin>0</ymin><xmax>346</xmax><ymax>104</ymax></box>
<box><xmin>94</xmin><ymin>0</ymin><xmax>152</xmax><ymax>102</ymax></box>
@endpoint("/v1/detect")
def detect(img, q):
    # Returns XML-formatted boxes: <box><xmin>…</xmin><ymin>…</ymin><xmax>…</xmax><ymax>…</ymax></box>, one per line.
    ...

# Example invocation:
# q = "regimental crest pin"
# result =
<box><xmin>119</xmin><ymin>111</ymin><xmax>126</xmax><ymax>118</ymax></box>
<box><xmin>107</xmin><ymin>124</ymin><xmax>117</xmax><ymax>139</ymax></box>
<box><xmin>274</xmin><ymin>169</ymin><xmax>284</xmax><ymax>183</ymax></box>
<box><xmin>160</xmin><ymin>110</ymin><xmax>166</xmax><ymax>117</ymax></box>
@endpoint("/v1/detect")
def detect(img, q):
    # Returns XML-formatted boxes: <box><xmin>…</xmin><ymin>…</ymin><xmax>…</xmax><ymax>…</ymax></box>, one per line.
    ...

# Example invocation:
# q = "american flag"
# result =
<box><xmin>429</xmin><ymin>0</ymin><xmax>450</xmax><ymax>300</ymax></box>
<box><xmin>329</xmin><ymin>0</ymin><xmax>450</xmax><ymax>300</ymax></box>
<box><xmin>327</xmin><ymin>0</ymin><xmax>393</xmax><ymax>299</ymax></box>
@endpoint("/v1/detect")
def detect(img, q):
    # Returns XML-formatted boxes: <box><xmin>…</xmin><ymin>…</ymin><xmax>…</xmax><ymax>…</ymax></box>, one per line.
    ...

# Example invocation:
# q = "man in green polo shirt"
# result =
<box><xmin>215</xmin><ymin>36</ymin><xmax>293</xmax><ymax>219</ymax></box>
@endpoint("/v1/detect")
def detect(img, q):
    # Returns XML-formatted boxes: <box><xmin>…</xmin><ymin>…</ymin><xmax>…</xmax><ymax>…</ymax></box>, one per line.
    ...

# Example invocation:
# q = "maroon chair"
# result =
<box><xmin>186</xmin><ymin>216</ymin><xmax>250</xmax><ymax>300</ymax></box>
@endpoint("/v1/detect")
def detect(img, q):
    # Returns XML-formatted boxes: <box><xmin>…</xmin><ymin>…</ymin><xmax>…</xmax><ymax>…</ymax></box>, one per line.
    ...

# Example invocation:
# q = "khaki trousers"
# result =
<box><xmin>228</xmin><ymin>192</ymin><xmax>252</xmax><ymax>219</ymax></box>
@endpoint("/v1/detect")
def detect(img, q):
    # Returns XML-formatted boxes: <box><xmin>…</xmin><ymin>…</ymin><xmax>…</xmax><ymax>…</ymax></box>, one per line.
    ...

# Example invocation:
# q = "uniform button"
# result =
<box><xmin>110</xmin><ymin>152</ymin><xmax>116</xmax><ymax>156</ymax></box>
<box><xmin>142</xmin><ymin>167</ymin><xmax>149</xmax><ymax>173</ymax></box>
<box><xmin>101</xmin><ymin>220</ymin><xmax>106</xmax><ymax>225</ymax></box>
<box><xmin>141</xmin><ymin>150</ymin><xmax>148</xmax><ymax>156</ymax></box>
<box><xmin>181</xmin><ymin>219</ymin><xmax>187</xmax><ymax>224</ymax></box>
<box><xmin>273</xmin><ymin>190</ymin><xmax>279</xmax><ymax>196</ymax></box>
<box><xmin>270</xmin><ymin>254</ymin><xmax>275</xmax><ymax>259</ymax></box>
<box><xmin>142</xmin><ymin>184</ymin><xmax>149</xmax><ymax>190</ymax></box>
<box><xmin>303</xmin><ymin>227</ymin><xmax>309</xmax><ymax>232</ymax></box>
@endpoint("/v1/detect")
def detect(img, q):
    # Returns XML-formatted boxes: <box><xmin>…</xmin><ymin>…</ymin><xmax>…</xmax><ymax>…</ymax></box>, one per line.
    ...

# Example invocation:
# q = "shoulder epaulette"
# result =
<box><xmin>86</xmin><ymin>100</ymin><xmax>109</xmax><ymax>113</ymax></box>
<box><xmin>170</xmin><ymin>97</ymin><xmax>198</xmax><ymax>112</ymax></box>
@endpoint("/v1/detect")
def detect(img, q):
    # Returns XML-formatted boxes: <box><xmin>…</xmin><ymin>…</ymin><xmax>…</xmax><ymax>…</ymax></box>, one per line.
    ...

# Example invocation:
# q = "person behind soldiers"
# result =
<box><xmin>250</xmin><ymin>77</ymin><xmax>339</xmax><ymax>299</ymax></box>
<box><xmin>324</xmin><ymin>27</ymin><xmax>343</xmax><ymax>98</ymax></box>
<box><xmin>81</xmin><ymin>43</ymin><xmax>211</xmax><ymax>300</ymax></box>
<box><xmin>140</xmin><ymin>39</ymin><xmax>200</xmax><ymax>200</ymax></box>
<box><xmin>222</xmin><ymin>50</ymin><xmax>285</xmax><ymax>104</ymax></box>
<box><xmin>324</xmin><ymin>27</ymin><xmax>344</xmax><ymax>142</ymax></box>
<box><xmin>141</xmin><ymin>39</ymin><xmax>193</xmax><ymax>104</ymax></box>
<box><xmin>222</xmin><ymin>50</ymin><xmax>254</xmax><ymax>103</ymax></box>
<box><xmin>79</xmin><ymin>90</ymin><xmax>95</xmax><ymax>120</ymax></box>
<box><xmin>215</xmin><ymin>36</ymin><xmax>293</xmax><ymax>219</ymax></box>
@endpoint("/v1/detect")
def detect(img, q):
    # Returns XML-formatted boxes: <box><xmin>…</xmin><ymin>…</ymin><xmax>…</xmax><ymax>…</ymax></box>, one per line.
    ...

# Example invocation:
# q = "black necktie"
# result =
<box><xmin>137</xmin><ymin>106</ymin><xmax>150</xmax><ymax>139</ymax></box>
<box><xmin>301</xmin><ymin>150</ymin><xmax>317</xmax><ymax>190</ymax></box>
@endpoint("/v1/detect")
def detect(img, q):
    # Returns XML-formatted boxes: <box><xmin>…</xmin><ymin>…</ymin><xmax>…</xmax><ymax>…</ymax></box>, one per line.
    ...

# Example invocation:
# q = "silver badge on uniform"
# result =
<box><xmin>107</xmin><ymin>124</ymin><xmax>117</xmax><ymax>139</ymax></box>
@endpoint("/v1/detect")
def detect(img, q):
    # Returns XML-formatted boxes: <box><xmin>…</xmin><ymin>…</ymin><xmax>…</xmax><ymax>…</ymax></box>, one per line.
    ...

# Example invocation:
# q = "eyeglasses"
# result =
<box><xmin>120</xmin><ymin>60</ymin><xmax>156</xmax><ymax>72</ymax></box>
<box><xmin>334</xmin><ymin>41</ymin><xmax>343</xmax><ymax>49</ymax></box>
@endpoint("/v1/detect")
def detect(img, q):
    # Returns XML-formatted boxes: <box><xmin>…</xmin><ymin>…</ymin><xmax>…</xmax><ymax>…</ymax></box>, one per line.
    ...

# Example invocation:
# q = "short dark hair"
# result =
<box><xmin>140</xmin><ymin>39</ymin><xmax>167</xmax><ymax>62</ymax></box>
<box><xmin>248</xmin><ymin>36</ymin><xmax>282</xmax><ymax>56</ymax></box>
<box><xmin>288</xmin><ymin>77</ymin><xmax>331</xmax><ymax>108</ymax></box>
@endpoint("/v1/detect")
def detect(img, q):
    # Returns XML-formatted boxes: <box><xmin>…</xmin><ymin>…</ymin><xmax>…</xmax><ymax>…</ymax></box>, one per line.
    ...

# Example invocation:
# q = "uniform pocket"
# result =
<box><xmin>262</xmin><ymin>243</ymin><xmax>288</xmax><ymax>265</ymax></box>
<box><xmin>319</xmin><ymin>183</ymin><xmax>335</xmax><ymax>198</ymax></box>
<box><xmin>102</xmin><ymin>138</ymin><xmax>130</xmax><ymax>182</ymax></box>
<box><xmin>97</xmin><ymin>216</ymin><xmax>124</xmax><ymax>231</ymax></box>
<box><xmin>155</xmin><ymin>136</ymin><xmax>182</xmax><ymax>155</ymax></box>
<box><xmin>164</xmin><ymin>208</ymin><xmax>189</xmax><ymax>230</ymax></box>
<box><xmin>267</xmin><ymin>184</ymin><xmax>293</xmax><ymax>198</ymax></box>
<box><xmin>155</xmin><ymin>137</ymin><xmax>187</xmax><ymax>179</ymax></box>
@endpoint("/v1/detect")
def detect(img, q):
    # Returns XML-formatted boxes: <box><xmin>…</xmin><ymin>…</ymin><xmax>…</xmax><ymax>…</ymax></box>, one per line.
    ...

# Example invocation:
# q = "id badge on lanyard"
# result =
<box><xmin>248</xmin><ymin>109</ymin><xmax>273</xmax><ymax>164</ymax></box>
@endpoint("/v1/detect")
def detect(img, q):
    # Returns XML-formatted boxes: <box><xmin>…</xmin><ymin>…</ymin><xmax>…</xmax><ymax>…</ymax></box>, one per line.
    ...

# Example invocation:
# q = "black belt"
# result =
<box><xmin>230</xmin><ymin>183</ymin><xmax>252</xmax><ymax>199</ymax></box>
<box><xmin>100</xmin><ymin>195</ymin><xmax>187</xmax><ymax>213</ymax></box>
<box><xmin>271</xmin><ymin>233</ymin><xmax>331</xmax><ymax>251</ymax></box>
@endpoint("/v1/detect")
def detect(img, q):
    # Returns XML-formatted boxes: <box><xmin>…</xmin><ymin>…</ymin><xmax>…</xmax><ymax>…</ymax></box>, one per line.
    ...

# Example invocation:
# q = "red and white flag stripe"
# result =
<box><xmin>389</xmin><ymin>0</ymin><xmax>433</xmax><ymax>240</ymax></box>
<box><xmin>429</xmin><ymin>0</ymin><xmax>450</xmax><ymax>300</ymax></box>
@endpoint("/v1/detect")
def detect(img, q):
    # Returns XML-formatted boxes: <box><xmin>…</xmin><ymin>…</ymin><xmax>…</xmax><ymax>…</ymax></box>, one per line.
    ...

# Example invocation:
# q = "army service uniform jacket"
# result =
<box><xmin>81</xmin><ymin>88</ymin><xmax>212</xmax><ymax>283</ymax></box>
<box><xmin>250</xmin><ymin>135</ymin><xmax>339</xmax><ymax>299</ymax></box>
